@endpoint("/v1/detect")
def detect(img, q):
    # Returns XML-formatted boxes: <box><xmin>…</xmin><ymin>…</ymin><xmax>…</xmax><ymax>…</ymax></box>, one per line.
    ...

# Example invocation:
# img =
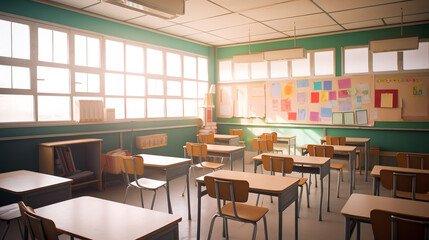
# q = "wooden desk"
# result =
<box><xmin>138</xmin><ymin>154</ymin><xmax>191</xmax><ymax>220</ymax></box>
<box><xmin>341</xmin><ymin>193</ymin><xmax>429</xmax><ymax>240</ymax></box>
<box><xmin>0</xmin><ymin>170</ymin><xmax>72</xmax><ymax>208</ymax></box>
<box><xmin>253</xmin><ymin>153</ymin><xmax>331</xmax><ymax>221</ymax></box>
<box><xmin>184</xmin><ymin>144</ymin><xmax>245</xmax><ymax>172</ymax></box>
<box><xmin>301</xmin><ymin>144</ymin><xmax>357</xmax><ymax>195</ymax></box>
<box><xmin>214</xmin><ymin>134</ymin><xmax>240</xmax><ymax>146</ymax></box>
<box><xmin>36</xmin><ymin>196</ymin><xmax>182</xmax><ymax>240</ymax></box>
<box><xmin>277</xmin><ymin>135</ymin><xmax>297</xmax><ymax>155</ymax></box>
<box><xmin>370</xmin><ymin>165</ymin><xmax>429</xmax><ymax>196</ymax></box>
<box><xmin>321</xmin><ymin>137</ymin><xmax>370</xmax><ymax>182</ymax></box>
<box><xmin>195</xmin><ymin>170</ymin><xmax>299</xmax><ymax>240</ymax></box>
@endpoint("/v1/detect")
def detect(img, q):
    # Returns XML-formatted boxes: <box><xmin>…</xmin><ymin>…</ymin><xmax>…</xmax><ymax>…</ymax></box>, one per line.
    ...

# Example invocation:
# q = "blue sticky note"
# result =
<box><xmin>271</xmin><ymin>83</ymin><xmax>281</xmax><ymax>97</ymax></box>
<box><xmin>321</xmin><ymin>108</ymin><xmax>332</xmax><ymax>118</ymax></box>
<box><xmin>297</xmin><ymin>79</ymin><xmax>309</xmax><ymax>88</ymax></box>
<box><xmin>314</xmin><ymin>81</ymin><xmax>322</xmax><ymax>91</ymax></box>
<box><xmin>357</xmin><ymin>96</ymin><xmax>362</xmax><ymax>102</ymax></box>
<box><xmin>298</xmin><ymin>109</ymin><xmax>307</xmax><ymax>121</ymax></box>
<box><xmin>324</xmin><ymin>81</ymin><xmax>332</xmax><ymax>91</ymax></box>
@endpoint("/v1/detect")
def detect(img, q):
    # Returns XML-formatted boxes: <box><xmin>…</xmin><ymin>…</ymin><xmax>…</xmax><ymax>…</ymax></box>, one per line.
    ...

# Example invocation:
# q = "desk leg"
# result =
<box><xmin>197</xmin><ymin>182</ymin><xmax>202</xmax><ymax>240</ymax></box>
<box><xmin>186</xmin><ymin>171</ymin><xmax>191</xmax><ymax>220</ymax></box>
<box><xmin>365</xmin><ymin>142</ymin><xmax>370</xmax><ymax>182</ymax></box>
<box><xmin>229</xmin><ymin>152</ymin><xmax>233</xmax><ymax>170</ymax></box>
<box><xmin>166</xmin><ymin>181</ymin><xmax>173</xmax><ymax>214</ymax></box>
<box><xmin>319</xmin><ymin>171</ymin><xmax>323</xmax><ymax>221</ymax></box>
<box><xmin>327</xmin><ymin>166</ymin><xmax>330</xmax><ymax>213</ymax></box>
<box><xmin>279</xmin><ymin>205</ymin><xmax>283</xmax><ymax>240</ymax></box>
<box><xmin>348</xmin><ymin>153</ymin><xmax>353</xmax><ymax>195</ymax></box>
<box><xmin>344</xmin><ymin>217</ymin><xmax>351</xmax><ymax>240</ymax></box>
<box><xmin>295</xmin><ymin>197</ymin><xmax>298</xmax><ymax>240</ymax></box>
<box><xmin>242</xmin><ymin>151</ymin><xmax>245</xmax><ymax>172</ymax></box>
<box><xmin>373</xmin><ymin>177</ymin><xmax>380</xmax><ymax>196</ymax></box>
<box><xmin>352</xmin><ymin>150</ymin><xmax>357</xmax><ymax>190</ymax></box>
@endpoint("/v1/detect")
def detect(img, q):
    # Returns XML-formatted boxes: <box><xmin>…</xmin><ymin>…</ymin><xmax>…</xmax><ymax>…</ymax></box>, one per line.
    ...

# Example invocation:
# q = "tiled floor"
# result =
<box><xmin>2</xmin><ymin>151</ymin><xmax>384</xmax><ymax>240</ymax></box>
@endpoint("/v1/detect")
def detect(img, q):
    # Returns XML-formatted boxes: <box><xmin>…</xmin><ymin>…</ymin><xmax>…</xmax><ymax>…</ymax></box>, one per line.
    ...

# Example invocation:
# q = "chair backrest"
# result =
<box><xmin>371</xmin><ymin>209</ymin><xmax>429</xmax><ymax>240</ymax></box>
<box><xmin>326</xmin><ymin>136</ymin><xmax>346</xmax><ymax>145</ymax></box>
<box><xmin>120</xmin><ymin>156</ymin><xmax>144</xmax><ymax>175</ymax></box>
<box><xmin>397</xmin><ymin>152</ymin><xmax>429</xmax><ymax>170</ymax></box>
<box><xmin>259</xmin><ymin>132</ymin><xmax>278</xmax><ymax>143</ymax></box>
<box><xmin>380</xmin><ymin>169</ymin><xmax>429</xmax><ymax>200</ymax></box>
<box><xmin>252</xmin><ymin>138</ymin><xmax>273</xmax><ymax>154</ymax></box>
<box><xmin>186</xmin><ymin>142</ymin><xmax>207</xmax><ymax>164</ymax></box>
<box><xmin>18</xmin><ymin>201</ymin><xmax>59</xmax><ymax>240</ymax></box>
<box><xmin>261</xmin><ymin>154</ymin><xmax>293</xmax><ymax>175</ymax></box>
<box><xmin>198</xmin><ymin>133</ymin><xmax>215</xmax><ymax>144</ymax></box>
<box><xmin>307</xmin><ymin>144</ymin><xmax>334</xmax><ymax>158</ymax></box>
<box><xmin>229</xmin><ymin>129</ymin><xmax>243</xmax><ymax>138</ymax></box>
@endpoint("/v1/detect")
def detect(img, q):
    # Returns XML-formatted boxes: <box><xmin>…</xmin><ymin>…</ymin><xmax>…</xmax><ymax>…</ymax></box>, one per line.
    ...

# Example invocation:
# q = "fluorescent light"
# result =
<box><xmin>232</xmin><ymin>52</ymin><xmax>265</xmax><ymax>63</ymax></box>
<box><xmin>264</xmin><ymin>47</ymin><xmax>307</xmax><ymax>61</ymax></box>
<box><xmin>104</xmin><ymin>0</ymin><xmax>184</xmax><ymax>19</ymax></box>
<box><xmin>369</xmin><ymin>36</ymin><xmax>419</xmax><ymax>53</ymax></box>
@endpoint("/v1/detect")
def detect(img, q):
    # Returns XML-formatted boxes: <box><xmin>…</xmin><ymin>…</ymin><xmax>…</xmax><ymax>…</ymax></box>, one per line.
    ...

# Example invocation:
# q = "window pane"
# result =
<box><xmin>126</xmin><ymin>45</ymin><xmax>144</xmax><ymax>73</ymax></box>
<box><xmin>147</xmin><ymin>48</ymin><xmax>163</xmax><ymax>75</ymax></box>
<box><xmin>183</xmin><ymin>80</ymin><xmax>197</xmax><ymax>98</ymax></box>
<box><xmin>0</xmin><ymin>65</ymin><xmax>11</xmax><ymax>88</ymax></box>
<box><xmin>105</xmin><ymin>97</ymin><xmax>125</xmax><ymax>119</ymax></box>
<box><xmin>75</xmin><ymin>72</ymin><xmax>100</xmax><ymax>93</ymax></box>
<box><xmin>291</xmin><ymin>53</ymin><xmax>310</xmax><ymax>77</ymax></box>
<box><xmin>198</xmin><ymin>57</ymin><xmax>208</xmax><ymax>81</ymax></box>
<box><xmin>38</xmin><ymin>28</ymin><xmax>53</xmax><ymax>62</ymax></box>
<box><xmin>184</xmin><ymin>56</ymin><xmax>196</xmax><ymax>79</ymax></box>
<box><xmin>344</xmin><ymin>47</ymin><xmax>368</xmax><ymax>74</ymax></box>
<box><xmin>403</xmin><ymin>42</ymin><xmax>429</xmax><ymax>70</ymax></box>
<box><xmin>167</xmin><ymin>99</ymin><xmax>183</xmax><ymax>117</ymax></box>
<box><xmin>270</xmin><ymin>60</ymin><xmax>288</xmax><ymax>78</ymax></box>
<box><xmin>166</xmin><ymin>52</ymin><xmax>181</xmax><ymax>77</ymax></box>
<box><xmin>167</xmin><ymin>80</ymin><xmax>181</xmax><ymax>96</ymax></box>
<box><xmin>87</xmin><ymin>37</ymin><xmax>100</xmax><ymax>68</ymax></box>
<box><xmin>87</xmin><ymin>73</ymin><xmax>100</xmax><ymax>93</ymax></box>
<box><xmin>0</xmin><ymin>94</ymin><xmax>34</xmax><ymax>122</ymax></box>
<box><xmin>12</xmin><ymin>66</ymin><xmax>30</xmax><ymax>89</ymax></box>
<box><xmin>184</xmin><ymin>99</ymin><xmax>197</xmax><ymax>117</ymax></box>
<box><xmin>198</xmin><ymin>82</ymin><xmax>208</xmax><ymax>99</ymax></box>
<box><xmin>126</xmin><ymin>75</ymin><xmax>145</xmax><ymax>96</ymax></box>
<box><xmin>126</xmin><ymin>98</ymin><xmax>145</xmax><ymax>118</ymax></box>
<box><xmin>251</xmin><ymin>62</ymin><xmax>268</xmax><ymax>79</ymax></box>
<box><xmin>219</xmin><ymin>60</ymin><xmax>232</xmax><ymax>81</ymax></box>
<box><xmin>234</xmin><ymin>62</ymin><xmax>249</xmax><ymax>80</ymax></box>
<box><xmin>75</xmin><ymin>35</ymin><xmax>87</xmax><ymax>66</ymax></box>
<box><xmin>72</xmin><ymin>96</ymin><xmax>103</xmax><ymax>121</ymax></box>
<box><xmin>12</xmin><ymin>22</ymin><xmax>30</xmax><ymax>59</ymax></box>
<box><xmin>147</xmin><ymin>98</ymin><xmax>164</xmax><ymax>118</ymax></box>
<box><xmin>148</xmin><ymin>78</ymin><xmax>163</xmax><ymax>96</ymax></box>
<box><xmin>105</xmin><ymin>73</ymin><xmax>124</xmax><ymax>96</ymax></box>
<box><xmin>314</xmin><ymin>50</ymin><xmax>334</xmax><ymax>75</ymax></box>
<box><xmin>373</xmin><ymin>51</ymin><xmax>397</xmax><ymax>72</ymax></box>
<box><xmin>106</xmin><ymin>40</ymin><xmax>124</xmax><ymax>71</ymax></box>
<box><xmin>38</xmin><ymin>95</ymin><xmax>70</xmax><ymax>121</ymax></box>
<box><xmin>0</xmin><ymin>20</ymin><xmax>11</xmax><ymax>57</ymax></box>
<box><xmin>53</xmin><ymin>31</ymin><xmax>68</xmax><ymax>64</ymax></box>
<box><xmin>37</xmin><ymin>66</ymin><xmax>70</xmax><ymax>94</ymax></box>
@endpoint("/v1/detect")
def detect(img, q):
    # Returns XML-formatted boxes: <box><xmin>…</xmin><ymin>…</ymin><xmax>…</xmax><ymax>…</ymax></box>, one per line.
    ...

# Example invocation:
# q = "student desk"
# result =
<box><xmin>214</xmin><ymin>134</ymin><xmax>240</xmax><ymax>145</ymax></box>
<box><xmin>183</xmin><ymin>144</ymin><xmax>245</xmax><ymax>172</ymax></box>
<box><xmin>195</xmin><ymin>170</ymin><xmax>299</xmax><ymax>240</ymax></box>
<box><xmin>370</xmin><ymin>165</ymin><xmax>429</xmax><ymax>196</ymax></box>
<box><xmin>138</xmin><ymin>154</ymin><xmax>191</xmax><ymax>220</ymax></box>
<box><xmin>0</xmin><ymin>170</ymin><xmax>72</xmax><ymax>208</ymax></box>
<box><xmin>341</xmin><ymin>193</ymin><xmax>429</xmax><ymax>240</ymax></box>
<box><xmin>321</xmin><ymin>137</ymin><xmax>370</xmax><ymax>182</ymax></box>
<box><xmin>35</xmin><ymin>196</ymin><xmax>182</xmax><ymax>240</ymax></box>
<box><xmin>253</xmin><ymin>153</ymin><xmax>331</xmax><ymax>221</ymax></box>
<box><xmin>277</xmin><ymin>135</ymin><xmax>297</xmax><ymax>155</ymax></box>
<box><xmin>301</xmin><ymin>144</ymin><xmax>357</xmax><ymax>195</ymax></box>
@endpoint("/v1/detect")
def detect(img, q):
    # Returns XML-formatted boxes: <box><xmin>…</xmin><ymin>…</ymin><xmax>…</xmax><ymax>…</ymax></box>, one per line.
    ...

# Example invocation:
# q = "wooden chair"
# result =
<box><xmin>0</xmin><ymin>203</ymin><xmax>21</xmax><ymax>240</ymax></box>
<box><xmin>204</xmin><ymin>176</ymin><xmax>269</xmax><ymax>240</ymax></box>
<box><xmin>259</xmin><ymin>132</ymin><xmax>285</xmax><ymax>153</ymax></box>
<box><xmin>371</xmin><ymin>209</ymin><xmax>429</xmax><ymax>240</ymax></box>
<box><xmin>326</xmin><ymin>136</ymin><xmax>362</xmax><ymax>173</ymax></box>
<box><xmin>308</xmin><ymin>144</ymin><xmax>344</xmax><ymax>198</ymax></box>
<box><xmin>253</xmin><ymin>138</ymin><xmax>274</xmax><ymax>173</ymax></box>
<box><xmin>229</xmin><ymin>129</ymin><xmax>245</xmax><ymax>146</ymax></box>
<box><xmin>380</xmin><ymin>169</ymin><xmax>429</xmax><ymax>201</ymax></box>
<box><xmin>261</xmin><ymin>154</ymin><xmax>309</xmax><ymax>217</ymax></box>
<box><xmin>120</xmin><ymin>156</ymin><xmax>167</xmax><ymax>209</ymax></box>
<box><xmin>397</xmin><ymin>152</ymin><xmax>429</xmax><ymax>170</ymax></box>
<box><xmin>198</xmin><ymin>133</ymin><xmax>215</xmax><ymax>144</ymax></box>
<box><xmin>18</xmin><ymin>201</ymin><xmax>59</xmax><ymax>240</ymax></box>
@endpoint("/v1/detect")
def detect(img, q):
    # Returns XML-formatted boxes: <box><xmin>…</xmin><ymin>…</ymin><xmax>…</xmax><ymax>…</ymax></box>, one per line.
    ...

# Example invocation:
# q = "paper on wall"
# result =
<box><xmin>370</xmin><ymin>108</ymin><xmax>378</xmax><ymax>121</ymax></box>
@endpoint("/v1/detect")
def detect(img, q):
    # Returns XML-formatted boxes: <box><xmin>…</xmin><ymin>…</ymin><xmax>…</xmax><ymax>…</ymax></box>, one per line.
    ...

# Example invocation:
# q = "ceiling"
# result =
<box><xmin>43</xmin><ymin>0</ymin><xmax>429</xmax><ymax>46</ymax></box>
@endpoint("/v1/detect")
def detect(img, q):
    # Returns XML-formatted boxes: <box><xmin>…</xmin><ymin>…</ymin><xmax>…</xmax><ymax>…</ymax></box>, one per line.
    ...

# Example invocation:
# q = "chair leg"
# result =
<box><xmin>252</xmin><ymin>222</ymin><xmax>257</xmax><ymax>240</ymax></box>
<box><xmin>263</xmin><ymin>215</ymin><xmax>268</xmax><ymax>240</ymax></box>
<box><xmin>0</xmin><ymin>220</ymin><xmax>10</xmax><ymax>240</ymax></box>
<box><xmin>341</xmin><ymin>168</ymin><xmax>344</xmax><ymax>181</ymax></box>
<box><xmin>207</xmin><ymin>215</ymin><xmax>218</xmax><ymax>240</ymax></box>
<box><xmin>139</xmin><ymin>189</ymin><xmax>145</xmax><ymax>208</ymax></box>
<box><xmin>256</xmin><ymin>194</ymin><xmax>260</xmax><ymax>206</ymax></box>
<box><xmin>150</xmin><ymin>189</ymin><xmax>157</xmax><ymax>210</ymax></box>
<box><xmin>123</xmin><ymin>186</ymin><xmax>131</xmax><ymax>204</ymax></box>
<box><xmin>314</xmin><ymin>174</ymin><xmax>318</xmax><ymax>187</ymax></box>
<box><xmin>224</xmin><ymin>218</ymin><xmax>229</xmax><ymax>240</ymax></box>
<box><xmin>298</xmin><ymin>186</ymin><xmax>303</xmax><ymax>218</ymax></box>
<box><xmin>336</xmin><ymin>170</ymin><xmax>341</xmax><ymax>198</ymax></box>
<box><xmin>305</xmin><ymin>182</ymin><xmax>310</xmax><ymax>208</ymax></box>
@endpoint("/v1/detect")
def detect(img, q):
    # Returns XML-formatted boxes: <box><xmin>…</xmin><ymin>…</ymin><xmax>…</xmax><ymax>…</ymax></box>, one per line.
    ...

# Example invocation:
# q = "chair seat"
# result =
<box><xmin>200</xmin><ymin>162</ymin><xmax>224</xmax><ymax>170</ymax></box>
<box><xmin>0</xmin><ymin>203</ymin><xmax>20</xmax><ymax>220</ymax></box>
<box><xmin>331</xmin><ymin>163</ymin><xmax>344</xmax><ymax>170</ymax></box>
<box><xmin>131</xmin><ymin>178</ymin><xmax>166</xmax><ymax>190</ymax></box>
<box><xmin>221</xmin><ymin>202</ymin><xmax>269</xmax><ymax>222</ymax></box>
<box><xmin>396</xmin><ymin>191</ymin><xmax>429</xmax><ymax>201</ymax></box>
<box><xmin>298</xmin><ymin>178</ymin><xmax>308</xmax><ymax>186</ymax></box>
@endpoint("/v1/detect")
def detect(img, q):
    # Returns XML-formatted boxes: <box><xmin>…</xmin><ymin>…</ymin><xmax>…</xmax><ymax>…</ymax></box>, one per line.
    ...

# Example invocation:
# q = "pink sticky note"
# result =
<box><xmin>272</xmin><ymin>99</ymin><xmax>279</xmax><ymax>111</ymax></box>
<box><xmin>338</xmin><ymin>90</ymin><xmax>350</xmax><ymax>98</ymax></box>
<box><xmin>329</xmin><ymin>91</ymin><xmax>337</xmax><ymax>100</ymax></box>
<box><xmin>281</xmin><ymin>98</ymin><xmax>292</xmax><ymax>112</ymax></box>
<box><xmin>338</xmin><ymin>78</ymin><xmax>351</xmax><ymax>89</ymax></box>
<box><xmin>310</xmin><ymin>111</ymin><xmax>319</xmax><ymax>122</ymax></box>
<box><xmin>288</xmin><ymin>112</ymin><xmax>297</xmax><ymax>120</ymax></box>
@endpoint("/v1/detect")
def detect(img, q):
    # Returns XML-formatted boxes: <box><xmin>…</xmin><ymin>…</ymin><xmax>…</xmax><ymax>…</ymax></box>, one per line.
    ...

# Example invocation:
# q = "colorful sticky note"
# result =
<box><xmin>329</xmin><ymin>91</ymin><xmax>337</xmax><ymax>100</ymax></box>
<box><xmin>282</xmin><ymin>84</ymin><xmax>294</xmax><ymax>98</ymax></box>
<box><xmin>288</xmin><ymin>112</ymin><xmax>297</xmax><ymax>120</ymax></box>
<box><xmin>338</xmin><ymin>90</ymin><xmax>350</xmax><ymax>98</ymax></box>
<box><xmin>320</xmin><ymin>91</ymin><xmax>328</xmax><ymax>102</ymax></box>
<box><xmin>323</xmin><ymin>81</ymin><xmax>332</xmax><ymax>91</ymax></box>
<box><xmin>314</xmin><ymin>81</ymin><xmax>322</xmax><ymax>91</ymax></box>
<box><xmin>297</xmin><ymin>79</ymin><xmax>309</xmax><ymax>88</ymax></box>
<box><xmin>271</xmin><ymin>83</ymin><xmax>281</xmax><ymax>98</ymax></box>
<box><xmin>298</xmin><ymin>109</ymin><xmax>307</xmax><ymax>121</ymax></box>
<box><xmin>297</xmin><ymin>92</ymin><xmax>307</xmax><ymax>104</ymax></box>
<box><xmin>348</xmin><ymin>88</ymin><xmax>357</xmax><ymax>96</ymax></box>
<box><xmin>272</xmin><ymin>99</ymin><xmax>279</xmax><ymax>111</ymax></box>
<box><xmin>311</xmin><ymin>92</ymin><xmax>319</xmax><ymax>103</ymax></box>
<box><xmin>321</xmin><ymin>108</ymin><xmax>332</xmax><ymax>118</ymax></box>
<box><xmin>281</xmin><ymin>98</ymin><xmax>292</xmax><ymax>112</ymax></box>
<box><xmin>354</xmin><ymin>96</ymin><xmax>362</xmax><ymax>109</ymax></box>
<box><xmin>310</xmin><ymin>111</ymin><xmax>319</xmax><ymax>122</ymax></box>
<box><xmin>338</xmin><ymin>78</ymin><xmax>352</xmax><ymax>89</ymax></box>
<box><xmin>380</xmin><ymin>93</ymin><xmax>393</xmax><ymax>108</ymax></box>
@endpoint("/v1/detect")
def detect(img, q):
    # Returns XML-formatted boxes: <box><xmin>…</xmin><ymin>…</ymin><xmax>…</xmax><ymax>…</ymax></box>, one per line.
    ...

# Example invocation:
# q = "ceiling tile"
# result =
<box><xmin>183</xmin><ymin>13</ymin><xmax>254</xmax><ymax>32</ymax></box>
<box><xmin>312</xmin><ymin>0</ymin><xmax>400</xmax><ymax>13</ymax></box>
<box><xmin>241</xmin><ymin>0</ymin><xmax>322</xmax><ymax>21</ymax></box>
<box><xmin>186</xmin><ymin>32</ymin><xmax>225</xmax><ymax>43</ymax></box>
<box><xmin>210</xmin><ymin>0</ymin><xmax>290</xmax><ymax>12</ymax></box>
<box><xmin>127</xmin><ymin>15</ymin><xmax>175</xmax><ymax>29</ymax></box>
<box><xmin>170</xmin><ymin>0</ymin><xmax>231</xmax><ymax>23</ymax></box>
<box><xmin>207</xmin><ymin>39</ymin><xmax>236</xmax><ymax>46</ymax></box>
<box><xmin>384</xmin><ymin>12</ymin><xmax>429</xmax><ymax>24</ymax></box>
<box><xmin>232</xmin><ymin>32</ymin><xmax>287</xmax><ymax>43</ymax></box>
<box><xmin>84</xmin><ymin>2</ymin><xmax>144</xmax><ymax>21</ymax></box>
<box><xmin>283</xmin><ymin>25</ymin><xmax>343</xmax><ymax>36</ymax></box>
<box><xmin>209</xmin><ymin>22</ymin><xmax>277</xmax><ymax>39</ymax></box>
<box><xmin>342</xmin><ymin>19</ymin><xmax>384</xmax><ymax>30</ymax></box>
<box><xmin>264</xmin><ymin>13</ymin><xmax>337</xmax><ymax>32</ymax></box>
<box><xmin>48</xmin><ymin>0</ymin><xmax>99</xmax><ymax>9</ymax></box>
<box><xmin>159</xmin><ymin>24</ymin><xmax>200</xmax><ymax>36</ymax></box>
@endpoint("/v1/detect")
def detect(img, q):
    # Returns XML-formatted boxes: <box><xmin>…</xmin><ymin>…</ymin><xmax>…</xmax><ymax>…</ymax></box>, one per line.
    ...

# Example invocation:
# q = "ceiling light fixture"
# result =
<box><xmin>104</xmin><ymin>0</ymin><xmax>185</xmax><ymax>19</ymax></box>
<box><xmin>232</xmin><ymin>27</ymin><xmax>265</xmax><ymax>63</ymax></box>
<box><xmin>264</xmin><ymin>22</ymin><xmax>307</xmax><ymax>61</ymax></box>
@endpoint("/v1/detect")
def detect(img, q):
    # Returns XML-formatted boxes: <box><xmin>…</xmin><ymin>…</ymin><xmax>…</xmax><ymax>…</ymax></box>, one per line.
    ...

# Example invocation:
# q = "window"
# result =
<box><xmin>0</xmin><ymin>94</ymin><xmax>34</xmax><ymax>122</ymax></box>
<box><xmin>166</xmin><ymin>52</ymin><xmax>181</xmax><ymax>77</ymax></box>
<box><xmin>167</xmin><ymin>81</ymin><xmax>181</xmax><ymax>96</ymax></box>
<box><xmin>344</xmin><ymin>47</ymin><xmax>369</xmax><ymax>74</ymax></box>
<box><xmin>167</xmin><ymin>99</ymin><xmax>183</xmax><ymax>117</ymax></box>
<box><xmin>126</xmin><ymin>98</ymin><xmax>145</xmax><ymax>119</ymax></box>
<box><xmin>37</xmin><ymin>66</ymin><xmax>70</xmax><ymax>94</ymax></box>
<box><xmin>183</xmin><ymin>80</ymin><xmax>197</xmax><ymax>98</ymax></box>
<box><xmin>105</xmin><ymin>97</ymin><xmax>125</xmax><ymax>119</ymax></box>
<box><xmin>0</xmin><ymin>65</ymin><xmax>30</xmax><ymax>89</ymax></box>
<box><xmin>105</xmin><ymin>40</ymin><xmax>124</xmax><ymax>71</ymax></box>
<box><xmin>0</xmin><ymin>19</ymin><xmax>30</xmax><ymax>59</ymax></box>
<box><xmin>234</xmin><ymin>62</ymin><xmax>249</xmax><ymax>80</ymax></box>
<box><xmin>75</xmin><ymin>34</ymin><xmax>100</xmax><ymax>67</ymax></box>
<box><xmin>219</xmin><ymin>60</ymin><xmax>232</xmax><ymax>81</ymax></box>
<box><xmin>126</xmin><ymin>75</ymin><xmax>145</xmax><ymax>96</ymax></box>
<box><xmin>184</xmin><ymin>56</ymin><xmax>196</xmax><ymax>79</ymax></box>
<box><xmin>314</xmin><ymin>50</ymin><xmax>334</xmax><ymax>76</ymax></box>
<box><xmin>147</xmin><ymin>48</ymin><xmax>163</xmax><ymax>75</ymax></box>
<box><xmin>38</xmin><ymin>28</ymin><xmax>68</xmax><ymax>64</ymax></box>
<box><xmin>126</xmin><ymin>44</ymin><xmax>144</xmax><ymax>73</ymax></box>
<box><xmin>292</xmin><ymin>53</ymin><xmax>310</xmax><ymax>77</ymax></box>
<box><xmin>251</xmin><ymin>62</ymin><xmax>268</xmax><ymax>79</ymax></box>
<box><xmin>372</xmin><ymin>51</ymin><xmax>398</xmax><ymax>72</ymax></box>
<box><xmin>75</xmin><ymin>72</ymin><xmax>100</xmax><ymax>93</ymax></box>
<box><xmin>403</xmin><ymin>42</ymin><xmax>429</xmax><ymax>70</ymax></box>
<box><xmin>38</xmin><ymin>96</ymin><xmax>70</xmax><ymax>121</ymax></box>
<box><xmin>105</xmin><ymin>73</ymin><xmax>124</xmax><ymax>96</ymax></box>
<box><xmin>198</xmin><ymin>57</ymin><xmax>208</xmax><ymax>81</ymax></box>
<box><xmin>147</xmin><ymin>98</ymin><xmax>165</xmax><ymax>118</ymax></box>
<box><xmin>148</xmin><ymin>78</ymin><xmax>163</xmax><ymax>96</ymax></box>
<box><xmin>270</xmin><ymin>60</ymin><xmax>288</xmax><ymax>78</ymax></box>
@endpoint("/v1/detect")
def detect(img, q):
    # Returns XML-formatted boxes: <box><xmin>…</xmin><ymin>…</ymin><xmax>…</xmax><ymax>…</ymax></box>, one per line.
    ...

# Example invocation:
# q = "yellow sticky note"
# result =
<box><xmin>320</xmin><ymin>91</ymin><xmax>328</xmax><ymax>102</ymax></box>
<box><xmin>380</xmin><ymin>93</ymin><xmax>393</xmax><ymax>108</ymax></box>
<box><xmin>282</xmin><ymin>84</ymin><xmax>294</xmax><ymax>98</ymax></box>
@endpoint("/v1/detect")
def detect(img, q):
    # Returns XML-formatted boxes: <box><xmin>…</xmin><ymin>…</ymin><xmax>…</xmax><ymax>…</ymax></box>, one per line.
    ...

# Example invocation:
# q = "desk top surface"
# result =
<box><xmin>213</xmin><ymin>134</ymin><xmax>239</xmax><ymax>139</ymax></box>
<box><xmin>341</xmin><ymin>193</ymin><xmax>429</xmax><ymax>221</ymax></box>
<box><xmin>277</xmin><ymin>135</ymin><xmax>296</xmax><ymax>139</ymax></box>
<box><xmin>184</xmin><ymin>144</ymin><xmax>245</xmax><ymax>152</ymax></box>
<box><xmin>301</xmin><ymin>144</ymin><xmax>356</xmax><ymax>153</ymax></box>
<box><xmin>36</xmin><ymin>196</ymin><xmax>182</xmax><ymax>240</ymax></box>
<box><xmin>0</xmin><ymin>170</ymin><xmax>72</xmax><ymax>194</ymax></box>
<box><xmin>371</xmin><ymin>165</ymin><xmax>429</xmax><ymax>177</ymax></box>
<box><xmin>39</xmin><ymin>138</ymin><xmax>102</xmax><ymax>147</ymax></box>
<box><xmin>253</xmin><ymin>153</ymin><xmax>330</xmax><ymax>166</ymax></box>
<box><xmin>320</xmin><ymin>137</ymin><xmax>370</xmax><ymax>143</ymax></box>
<box><xmin>138</xmin><ymin>154</ymin><xmax>190</xmax><ymax>167</ymax></box>
<box><xmin>196</xmin><ymin>170</ymin><xmax>299</xmax><ymax>194</ymax></box>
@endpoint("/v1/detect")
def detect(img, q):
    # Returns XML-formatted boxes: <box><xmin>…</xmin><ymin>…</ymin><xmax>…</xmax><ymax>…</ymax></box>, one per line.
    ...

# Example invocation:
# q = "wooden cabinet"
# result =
<box><xmin>39</xmin><ymin>138</ymin><xmax>102</xmax><ymax>191</ymax></box>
